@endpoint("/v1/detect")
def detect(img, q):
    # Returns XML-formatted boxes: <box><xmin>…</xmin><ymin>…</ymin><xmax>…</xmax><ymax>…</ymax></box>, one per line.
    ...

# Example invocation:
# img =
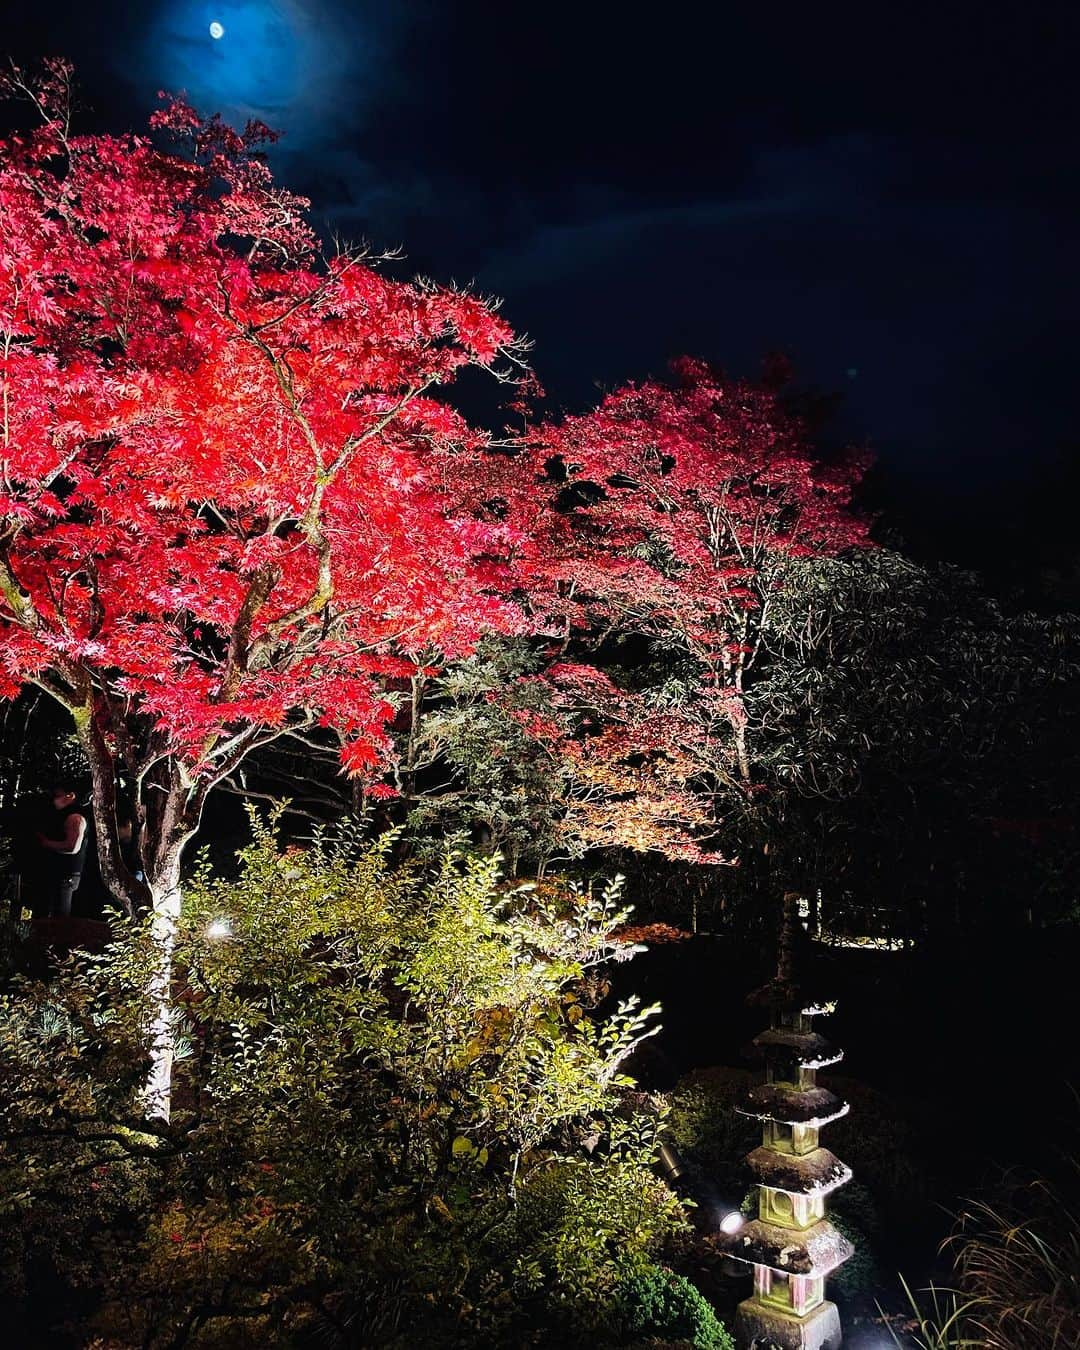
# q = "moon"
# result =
<box><xmin>141</xmin><ymin>2</ymin><xmax>388</xmax><ymax>156</ymax></box>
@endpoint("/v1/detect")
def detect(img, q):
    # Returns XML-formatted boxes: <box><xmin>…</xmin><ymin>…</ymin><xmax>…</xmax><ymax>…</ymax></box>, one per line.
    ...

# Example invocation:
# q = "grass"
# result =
<box><xmin>886</xmin><ymin>1166</ymin><xmax>1079</xmax><ymax>1349</ymax></box>
<box><xmin>948</xmin><ymin>1186</ymin><xmax>1080</xmax><ymax>1349</ymax></box>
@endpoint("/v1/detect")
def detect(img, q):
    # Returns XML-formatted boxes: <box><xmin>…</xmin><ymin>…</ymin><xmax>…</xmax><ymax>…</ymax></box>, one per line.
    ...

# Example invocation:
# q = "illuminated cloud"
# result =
<box><xmin>137</xmin><ymin>1</ymin><xmax>395</xmax><ymax>154</ymax></box>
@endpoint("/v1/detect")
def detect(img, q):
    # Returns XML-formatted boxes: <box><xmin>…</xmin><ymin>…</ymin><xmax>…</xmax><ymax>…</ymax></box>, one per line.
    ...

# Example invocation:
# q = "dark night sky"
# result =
<box><xmin>6</xmin><ymin>1</ymin><xmax>1079</xmax><ymax>564</ymax></box>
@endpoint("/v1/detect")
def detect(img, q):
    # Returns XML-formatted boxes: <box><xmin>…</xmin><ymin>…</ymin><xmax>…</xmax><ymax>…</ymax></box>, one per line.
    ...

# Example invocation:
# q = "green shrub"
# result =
<box><xmin>826</xmin><ymin>1076</ymin><xmax>929</xmax><ymax>1219</ymax></box>
<box><xmin>616</xmin><ymin>1263</ymin><xmax>734</xmax><ymax>1348</ymax></box>
<box><xmin>828</xmin><ymin>1205</ymin><xmax>878</xmax><ymax>1299</ymax></box>
<box><xmin>0</xmin><ymin>812</ymin><xmax>688</xmax><ymax>1348</ymax></box>
<box><xmin>665</xmin><ymin>1067</ymin><xmax>758</xmax><ymax>1199</ymax></box>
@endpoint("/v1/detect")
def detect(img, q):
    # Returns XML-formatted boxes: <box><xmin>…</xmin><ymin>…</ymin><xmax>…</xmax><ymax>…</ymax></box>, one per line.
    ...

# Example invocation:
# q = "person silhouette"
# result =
<box><xmin>35</xmin><ymin>781</ymin><xmax>89</xmax><ymax>917</ymax></box>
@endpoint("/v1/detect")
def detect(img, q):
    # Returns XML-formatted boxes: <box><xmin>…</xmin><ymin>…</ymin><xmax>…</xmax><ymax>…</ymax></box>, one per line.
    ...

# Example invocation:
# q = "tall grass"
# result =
<box><xmin>882</xmin><ymin>1276</ymin><xmax>981</xmax><ymax>1349</ymax></box>
<box><xmin>948</xmin><ymin>1183</ymin><xmax>1080</xmax><ymax>1349</ymax></box>
<box><xmin>889</xmin><ymin>1165</ymin><xmax>1080</xmax><ymax>1349</ymax></box>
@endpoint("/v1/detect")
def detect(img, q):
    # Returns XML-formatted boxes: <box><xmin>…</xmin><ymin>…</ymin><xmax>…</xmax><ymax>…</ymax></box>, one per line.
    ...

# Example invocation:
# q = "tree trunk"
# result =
<box><xmin>136</xmin><ymin>763</ymin><xmax>203</xmax><ymax>1124</ymax></box>
<box><xmin>79</xmin><ymin>699</ymin><xmax>196</xmax><ymax>1121</ymax></box>
<box><xmin>731</xmin><ymin>657</ymin><xmax>752</xmax><ymax>789</ymax></box>
<box><xmin>78</xmin><ymin>698</ymin><xmax>150</xmax><ymax>917</ymax></box>
<box><xmin>402</xmin><ymin>671</ymin><xmax>427</xmax><ymax>802</ymax></box>
<box><xmin>141</xmin><ymin>859</ymin><xmax>184</xmax><ymax>1122</ymax></box>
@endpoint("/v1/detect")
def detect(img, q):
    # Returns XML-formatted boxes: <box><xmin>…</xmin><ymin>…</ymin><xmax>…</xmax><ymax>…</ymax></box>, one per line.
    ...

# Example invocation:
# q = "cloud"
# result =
<box><xmin>131</xmin><ymin>1</ymin><xmax>408</xmax><ymax>152</ymax></box>
<box><xmin>465</xmin><ymin>135</ymin><xmax>1073</xmax><ymax>480</ymax></box>
<box><xmin>90</xmin><ymin>11</ymin><xmax>1076</xmax><ymax>487</ymax></box>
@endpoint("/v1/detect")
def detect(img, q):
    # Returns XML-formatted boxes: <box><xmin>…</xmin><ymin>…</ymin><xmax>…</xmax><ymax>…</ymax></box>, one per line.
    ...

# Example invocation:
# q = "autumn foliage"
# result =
<box><xmin>0</xmin><ymin>61</ymin><xmax>525</xmax><ymax>915</ymax></box>
<box><xmin>0</xmin><ymin>61</ymin><xmax>871</xmax><ymax>900</ymax></box>
<box><xmin>433</xmin><ymin>359</ymin><xmax>870</xmax><ymax>862</ymax></box>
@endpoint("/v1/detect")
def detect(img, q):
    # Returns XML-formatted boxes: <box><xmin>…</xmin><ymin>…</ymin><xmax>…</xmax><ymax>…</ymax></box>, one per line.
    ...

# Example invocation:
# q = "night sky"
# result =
<box><xmin>5</xmin><ymin>2</ymin><xmax>1079</xmax><ymax>564</ymax></box>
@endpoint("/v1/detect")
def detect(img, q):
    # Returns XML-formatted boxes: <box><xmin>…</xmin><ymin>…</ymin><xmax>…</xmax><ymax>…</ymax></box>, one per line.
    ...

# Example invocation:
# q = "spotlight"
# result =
<box><xmin>719</xmin><ymin>1208</ymin><xmax>745</xmax><ymax>1235</ymax></box>
<box><xmin>205</xmin><ymin>917</ymin><xmax>232</xmax><ymax>941</ymax></box>
<box><xmin>209</xmin><ymin>21</ymin><xmax>225</xmax><ymax>40</ymax></box>
<box><xmin>658</xmin><ymin>1143</ymin><xmax>685</xmax><ymax>1184</ymax></box>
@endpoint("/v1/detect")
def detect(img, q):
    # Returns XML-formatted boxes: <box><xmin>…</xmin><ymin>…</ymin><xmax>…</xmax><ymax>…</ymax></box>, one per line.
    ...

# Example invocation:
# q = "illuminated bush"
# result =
<box><xmin>0</xmin><ymin>811</ymin><xmax>688</xmax><ymax>1347</ymax></box>
<box><xmin>665</xmin><ymin>1067</ymin><xmax>759</xmax><ymax>1199</ymax></box>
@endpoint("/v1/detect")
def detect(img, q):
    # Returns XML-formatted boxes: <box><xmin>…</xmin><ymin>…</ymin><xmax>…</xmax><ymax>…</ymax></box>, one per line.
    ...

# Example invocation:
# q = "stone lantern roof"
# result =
<box><xmin>726</xmin><ymin>1217</ymin><xmax>854</xmax><ymax>1278</ymax></box>
<box><xmin>746</xmin><ymin>1145</ymin><xmax>852</xmax><ymax>1196</ymax></box>
<box><xmin>738</xmin><ymin>1082</ymin><xmax>850</xmax><ymax>1128</ymax></box>
<box><xmin>747</xmin><ymin>976</ymin><xmax>837</xmax><ymax>1019</ymax></box>
<box><xmin>752</xmin><ymin>1027</ymin><xmax>843</xmax><ymax>1069</ymax></box>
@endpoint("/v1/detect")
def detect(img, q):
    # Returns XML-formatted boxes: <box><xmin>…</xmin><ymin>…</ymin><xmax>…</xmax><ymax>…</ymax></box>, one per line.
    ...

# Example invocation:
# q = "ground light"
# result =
<box><xmin>205</xmin><ymin>917</ymin><xmax>233</xmax><ymax>940</ymax></box>
<box><xmin>658</xmin><ymin>1142</ymin><xmax>745</xmax><ymax>1235</ymax></box>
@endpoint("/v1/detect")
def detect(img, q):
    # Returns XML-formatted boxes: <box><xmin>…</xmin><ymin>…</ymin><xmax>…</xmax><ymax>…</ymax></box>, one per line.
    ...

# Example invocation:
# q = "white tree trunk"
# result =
<box><xmin>141</xmin><ymin>872</ymin><xmax>183</xmax><ymax>1122</ymax></box>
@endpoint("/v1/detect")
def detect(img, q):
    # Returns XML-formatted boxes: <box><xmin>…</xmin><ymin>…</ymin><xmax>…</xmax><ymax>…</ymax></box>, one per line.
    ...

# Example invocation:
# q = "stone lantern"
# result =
<box><xmin>721</xmin><ymin>896</ymin><xmax>853</xmax><ymax>1349</ymax></box>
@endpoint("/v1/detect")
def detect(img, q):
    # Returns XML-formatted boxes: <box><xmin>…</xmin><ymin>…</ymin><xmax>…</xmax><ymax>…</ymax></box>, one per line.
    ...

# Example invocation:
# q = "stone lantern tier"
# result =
<box><xmin>747</xmin><ymin>977</ymin><xmax>836</xmax><ymax>1020</ymax></box>
<box><xmin>753</xmin><ymin>1027</ymin><xmax>843</xmax><ymax>1069</ymax></box>
<box><xmin>727</xmin><ymin>1217</ymin><xmax>853</xmax><ymax>1278</ymax></box>
<box><xmin>739</xmin><ymin>1083</ymin><xmax>850</xmax><ymax>1129</ymax></box>
<box><xmin>734</xmin><ymin>1296</ymin><xmax>845</xmax><ymax>1350</ymax></box>
<box><xmin>746</xmin><ymin>1146</ymin><xmax>852</xmax><ymax>1198</ymax></box>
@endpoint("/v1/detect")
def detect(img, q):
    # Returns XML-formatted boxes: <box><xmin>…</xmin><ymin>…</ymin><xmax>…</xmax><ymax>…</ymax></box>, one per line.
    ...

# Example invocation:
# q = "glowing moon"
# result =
<box><xmin>209</xmin><ymin>21</ymin><xmax>225</xmax><ymax>39</ymax></box>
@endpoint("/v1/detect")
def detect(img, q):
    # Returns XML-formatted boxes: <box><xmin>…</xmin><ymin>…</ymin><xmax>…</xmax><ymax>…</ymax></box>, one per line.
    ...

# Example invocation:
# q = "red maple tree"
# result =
<box><xmin>438</xmin><ymin>358</ymin><xmax>871</xmax><ymax>859</ymax></box>
<box><xmin>0</xmin><ymin>63</ymin><xmax>524</xmax><ymax>1113</ymax></box>
<box><xmin>543</xmin><ymin>358</ymin><xmax>872</xmax><ymax>787</ymax></box>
